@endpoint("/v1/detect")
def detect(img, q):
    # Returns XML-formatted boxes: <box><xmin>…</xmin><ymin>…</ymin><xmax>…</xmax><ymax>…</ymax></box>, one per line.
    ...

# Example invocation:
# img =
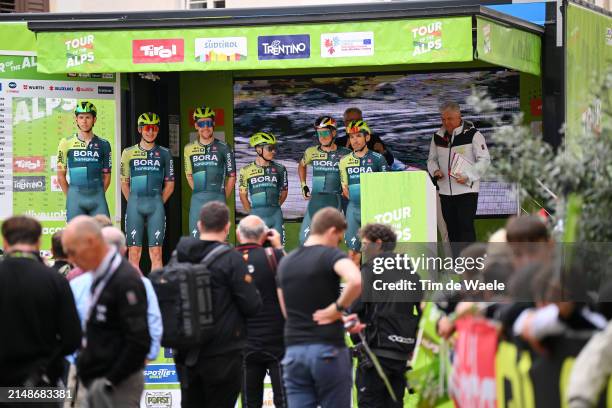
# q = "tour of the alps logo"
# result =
<box><xmin>132</xmin><ymin>39</ymin><xmax>185</xmax><ymax>63</ymax></box>
<box><xmin>411</xmin><ymin>21</ymin><xmax>444</xmax><ymax>56</ymax></box>
<box><xmin>258</xmin><ymin>35</ymin><xmax>310</xmax><ymax>60</ymax></box>
<box><xmin>65</xmin><ymin>35</ymin><xmax>95</xmax><ymax>68</ymax></box>
<box><xmin>195</xmin><ymin>37</ymin><xmax>247</xmax><ymax>63</ymax></box>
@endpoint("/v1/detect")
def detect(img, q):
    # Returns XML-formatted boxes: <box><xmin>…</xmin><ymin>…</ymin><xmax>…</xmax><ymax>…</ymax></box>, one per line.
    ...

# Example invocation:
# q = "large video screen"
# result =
<box><xmin>233</xmin><ymin>70</ymin><xmax>519</xmax><ymax>220</ymax></box>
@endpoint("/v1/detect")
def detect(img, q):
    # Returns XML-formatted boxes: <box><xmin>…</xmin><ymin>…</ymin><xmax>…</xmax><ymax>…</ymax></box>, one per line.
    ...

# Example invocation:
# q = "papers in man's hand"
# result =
<box><xmin>450</xmin><ymin>153</ymin><xmax>474</xmax><ymax>181</ymax></box>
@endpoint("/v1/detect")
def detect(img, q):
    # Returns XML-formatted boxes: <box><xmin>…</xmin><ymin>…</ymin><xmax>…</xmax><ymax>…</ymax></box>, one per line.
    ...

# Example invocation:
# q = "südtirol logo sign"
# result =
<box><xmin>195</xmin><ymin>37</ymin><xmax>247</xmax><ymax>63</ymax></box>
<box><xmin>411</xmin><ymin>22</ymin><xmax>443</xmax><ymax>56</ymax></box>
<box><xmin>65</xmin><ymin>35</ymin><xmax>95</xmax><ymax>68</ymax></box>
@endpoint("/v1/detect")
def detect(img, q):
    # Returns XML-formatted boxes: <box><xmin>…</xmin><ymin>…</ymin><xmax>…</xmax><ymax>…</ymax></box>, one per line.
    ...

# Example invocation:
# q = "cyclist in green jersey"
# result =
<box><xmin>57</xmin><ymin>101</ymin><xmax>112</xmax><ymax>221</ymax></box>
<box><xmin>121</xmin><ymin>112</ymin><xmax>175</xmax><ymax>270</ymax></box>
<box><xmin>339</xmin><ymin>120</ymin><xmax>388</xmax><ymax>263</ymax></box>
<box><xmin>184</xmin><ymin>106</ymin><xmax>236</xmax><ymax>237</ymax></box>
<box><xmin>238</xmin><ymin>132</ymin><xmax>288</xmax><ymax>243</ymax></box>
<box><xmin>298</xmin><ymin>116</ymin><xmax>351</xmax><ymax>244</ymax></box>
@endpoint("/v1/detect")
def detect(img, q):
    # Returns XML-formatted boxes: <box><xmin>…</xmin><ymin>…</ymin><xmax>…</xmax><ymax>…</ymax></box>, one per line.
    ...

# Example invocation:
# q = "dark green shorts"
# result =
<box><xmin>125</xmin><ymin>193</ymin><xmax>165</xmax><ymax>247</ymax></box>
<box><xmin>66</xmin><ymin>187</ymin><xmax>110</xmax><ymax>222</ymax></box>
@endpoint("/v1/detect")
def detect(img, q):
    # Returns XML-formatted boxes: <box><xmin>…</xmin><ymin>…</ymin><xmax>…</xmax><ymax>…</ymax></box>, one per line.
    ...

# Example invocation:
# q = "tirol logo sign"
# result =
<box><xmin>411</xmin><ymin>21</ymin><xmax>443</xmax><ymax>56</ymax></box>
<box><xmin>65</xmin><ymin>35</ymin><xmax>95</xmax><ymax>68</ymax></box>
<box><xmin>258</xmin><ymin>35</ymin><xmax>310</xmax><ymax>60</ymax></box>
<box><xmin>321</xmin><ymin>32</ymin><xmax>374</xmax><ymax>58</ymax></box>
<box><xmin>132</xmin><ymin>39</ymin><xmax>184</xmax><ymax>64</ymax></box>
<box><xmin>13</xmin><ymin>156</ymin><xmax>45</xmax><ymax>173</ymax></box>
<box><xmin>195</xmin><ymin>37</ymin><xmax>247</xmax><ymax>62</ymax></box>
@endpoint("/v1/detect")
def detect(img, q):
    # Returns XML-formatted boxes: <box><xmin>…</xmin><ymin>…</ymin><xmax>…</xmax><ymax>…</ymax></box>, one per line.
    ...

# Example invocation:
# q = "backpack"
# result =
<box><xmin>149</xmin><ymin>244</ymin><xmax>231</xmax><ymax>350</ymax></box>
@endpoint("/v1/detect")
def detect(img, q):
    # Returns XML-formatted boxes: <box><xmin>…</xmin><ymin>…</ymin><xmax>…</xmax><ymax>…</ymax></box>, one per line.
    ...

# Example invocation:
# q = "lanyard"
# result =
<box><xmin>82</xmin><ymin>253</ymin><xmax>119</xmax><ymax>347</ymax></box>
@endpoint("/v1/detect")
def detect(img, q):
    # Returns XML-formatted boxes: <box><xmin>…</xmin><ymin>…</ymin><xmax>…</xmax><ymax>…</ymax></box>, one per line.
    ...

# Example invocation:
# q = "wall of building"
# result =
<box><xmin>49</xmin><ymin>0</ymin><xmax>184</xmax><ymax>12</ymax></box>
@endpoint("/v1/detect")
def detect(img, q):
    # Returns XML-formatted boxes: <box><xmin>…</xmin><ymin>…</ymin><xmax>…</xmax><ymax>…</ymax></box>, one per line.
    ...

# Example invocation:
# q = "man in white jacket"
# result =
<box><xmin>427</xmin><ymin>102</ymin><xmax>490</xmax><ymax>243</ymax></box>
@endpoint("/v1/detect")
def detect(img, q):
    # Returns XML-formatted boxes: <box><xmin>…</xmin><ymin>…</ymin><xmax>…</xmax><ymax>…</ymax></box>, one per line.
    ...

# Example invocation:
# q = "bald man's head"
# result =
<box><xmin>237</xmin><ymin>215</ymin><xmax>267</xmax><ymax>244</ymax></box>
<box><xmin>102</xmin><ymin>226</ymin><xmax>127</xmax><ymax>256</ymax></box>
<box><xmin>62</xmin><ymin>215</ymin><xmax>108</xmax><ymax>271</ymax></box>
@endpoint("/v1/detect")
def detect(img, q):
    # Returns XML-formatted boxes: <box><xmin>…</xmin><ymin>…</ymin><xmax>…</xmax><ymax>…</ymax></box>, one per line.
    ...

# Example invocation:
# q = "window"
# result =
<box><xmin>1</xmin><ymin>0</ymin><xmax>49</xmax><ymax>12</ymax></box>
<box><xmin>187</xmin><ymin>0</ymin><xmax>225</xmax><ymax>9</ymax></box>
<box><xmin>188</xmin><ymin>0</ymin><xmax>207</xmax><ymax>8</ymax></box>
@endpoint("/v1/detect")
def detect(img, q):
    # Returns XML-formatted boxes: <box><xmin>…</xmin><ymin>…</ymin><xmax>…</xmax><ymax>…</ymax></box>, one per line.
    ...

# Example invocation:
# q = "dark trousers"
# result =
<box><xmin>356</xmin><ymin>362</ymin><xmax>407</xmax><ymax>408</ymax></box>
<box><xmin>242</xmin><ymin>350</ymin><xmax>287</xmax><ymax>408</ymax></box>
<box><xmin>439</xmin><ymin>193</ymin><xmax>479</xmax><ymax>243</ymax></box>
<box><xmin>175</xmin><ymin>353</ymin><xmax>243</xmax><ymax>408</ymax></box>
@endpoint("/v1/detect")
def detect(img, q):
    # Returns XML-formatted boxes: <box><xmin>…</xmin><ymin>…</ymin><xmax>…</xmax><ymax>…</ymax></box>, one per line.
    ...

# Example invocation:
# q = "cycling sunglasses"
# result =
<box><xmin>196</xmin><ymin>120</ymin><xmax>214</xmax><ymax>129</ymax></box>
<box><xmin>263</xmin><ymin>145</ymin><xmax>277</xmax><ymax>152</ymax></box>
<box><xmin>142</xmin><ymin>124</ymin><xmax>159</xmax><ymax>133</ymax></box>
<box><xmin>316</xmin><ymin>129</ymin><xmax>332</xmax><ymax>138</ymax></box>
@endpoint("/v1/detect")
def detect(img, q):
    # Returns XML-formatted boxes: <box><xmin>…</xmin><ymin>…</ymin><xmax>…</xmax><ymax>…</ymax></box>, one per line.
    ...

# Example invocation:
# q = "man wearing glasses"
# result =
<box><xmin>297</xmin><ymin>116</ymin><xmax>351</xmax><ymax>244</ymax></box>
<box><xmin>121</xmin><ymin>112</ymin><xmax>175</xmax><ymax>270</ymax></box>
<box><xmin>184</xmin><ymin>106</ymin><xmax>236</xmax><ymax>237</ymax></box>
<box><xmin>238</xmin><ymin>132</ymin><xmax>288</xmax><ymax>244</ymax></box>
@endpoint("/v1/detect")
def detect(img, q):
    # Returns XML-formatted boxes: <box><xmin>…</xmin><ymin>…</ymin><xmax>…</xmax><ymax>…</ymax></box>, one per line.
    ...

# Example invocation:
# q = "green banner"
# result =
<box><xmin>0</xmin><ymin>22</ymin><xmax>36</xmax><ymax>53</ymax></box>
<box><xmin>0</xmin><ymin>71</ymin><xmax>120</xmax><ymax>250</ymax></box>
<box><xmin>476</xmin><ymin>17</ymin><xmax>541</xmax><ymax>76</ymax></box>
<box><xmin>566</xmin><ymin>3</ymin><xmax>612</xmax><ymax>150</ymax></box>
<box><xmin>36</xmin><ymin>17</ymin><xmax>473</xmax><ymax>73</ymax></box>
<box><xmin>360</xmin><ymin>171</ymin><xmax>436</xmax><ymax>242</ymax></box>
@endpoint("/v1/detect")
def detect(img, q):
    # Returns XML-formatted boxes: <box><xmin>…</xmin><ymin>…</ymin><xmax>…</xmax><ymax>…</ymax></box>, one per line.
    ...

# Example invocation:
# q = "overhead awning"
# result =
<box><xmin>1</xmin><ymin>3</ymin><xmax>543</xmax><ymax>75</ymax></box>
<box><xmin>475</xmin><ymin>16</ymin><xmax>541</xmax><ymax>75</ymax></box>
<box><xmin>35</xmin><ymin>17</ymin><xmax>474</xmax><ymax>73</ymax></box>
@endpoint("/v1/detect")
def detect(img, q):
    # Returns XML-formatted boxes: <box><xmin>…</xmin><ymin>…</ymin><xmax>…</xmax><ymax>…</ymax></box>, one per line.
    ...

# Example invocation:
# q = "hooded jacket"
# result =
<box><xmin>427</xmin><ymin>120</ymin><xmax>490</xmax><ymax>196</ymax></box>
<box><xmin>174</xmin><ymin>237</ymin><xmax>262</xmax><ymax>358</ymax></box>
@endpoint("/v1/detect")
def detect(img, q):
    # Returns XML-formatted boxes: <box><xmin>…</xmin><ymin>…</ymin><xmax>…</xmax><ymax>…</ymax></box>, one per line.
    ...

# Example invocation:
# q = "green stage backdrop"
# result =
<box><xmin>0</xmin><ymin>54</ymin><xmax>119</xmax><ymax>250</ymax></box>
<box><xmin>566</xmin><ymin>3</ymin><xmax>612</xmax><ymax>151</ymax></box>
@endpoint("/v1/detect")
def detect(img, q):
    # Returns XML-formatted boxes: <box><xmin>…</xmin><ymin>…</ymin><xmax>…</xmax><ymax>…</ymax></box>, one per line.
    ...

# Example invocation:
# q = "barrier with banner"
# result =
<box><xmin>360</xmin><ymin>171</ymin><xmax>437</xmax><ymax>243</ymax></box>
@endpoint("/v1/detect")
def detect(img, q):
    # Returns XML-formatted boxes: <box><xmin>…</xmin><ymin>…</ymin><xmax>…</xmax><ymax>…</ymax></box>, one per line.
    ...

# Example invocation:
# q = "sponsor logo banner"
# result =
<box><xmin>13</xmin><ymin>156</ymin><xmax>45</xmax><ymax>173</ymax></box>
<box><xmin>133</xmin><ymin>39</ymin><xmax>185</xmax><ymax>63</ymax></box>
<box><xmin>65</xmin><ymin>35</ymin><xmax>95</xmax><ymax>69</ymax></box>
<box><xmin>195</xmin><ymin>37</ymin><xmax>247</xmax><ymax>62</ymax></box>
<box><xmin>258</xmin><ymin>34</ymin><xmax>310</xmax><ymax>60</ymax></box>
<box><xmin>98</xmin><ymin>86</ymin><xmax>114</xmax><ymax>95</ymax></box>
<box><xmin>321</xmin><ymin>32</ymin><xmax>374</xmax><ymax>58</ymax></box>
<box><xmin>144</xmin><ymin>365</ymin><xmax>179</xmax><ymax>384</ymax></box>
<box><xmin>14</xmin><ymin>176</ymin><xmax>46</xmax><ymax>192</ymax></box>
<box><xmin>144</xmin><ymin>391</ymin><xmax>173</xmax><ymax>408</ymax></box>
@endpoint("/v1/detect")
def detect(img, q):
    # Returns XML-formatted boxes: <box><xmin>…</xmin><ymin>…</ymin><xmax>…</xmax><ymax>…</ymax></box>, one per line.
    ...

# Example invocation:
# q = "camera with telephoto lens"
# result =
<box><xmin>351</xmin><ymin>342</ymin><xmax>374</xmax><ymax>370</ymax></box>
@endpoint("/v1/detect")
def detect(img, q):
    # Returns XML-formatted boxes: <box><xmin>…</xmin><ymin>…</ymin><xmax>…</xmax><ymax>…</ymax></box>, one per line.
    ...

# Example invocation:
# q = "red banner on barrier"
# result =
<box><xmin>451</xmin><ymin>317</ymin><xmax>499</xmax><ymax>408</ymax></box>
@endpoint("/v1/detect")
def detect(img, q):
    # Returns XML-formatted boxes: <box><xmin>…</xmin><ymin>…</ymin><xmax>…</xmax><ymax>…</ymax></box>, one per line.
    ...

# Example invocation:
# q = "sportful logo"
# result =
<box><xmin>195</xmin><ymin>37</ymin><xmax>248</xmax><ymax>63</ymax></box>
<box><xmin>65</xmin><ymin>35</ymin><xmax>95</xmax><ymax>68</ymax></box>
<box><xmin>76</xmin><ymin>86</ymin><xmax>94</xmax><ymax>92</ymax></box>
<box><xmin>258</xmin><ymin>35</ymin><xmax>310</xmax><ymax>60</ymax></box>
<box><xmin>133</xmin><ymin>39</ymin><xmax>185</xmax><ymax>63</ymax></box>
<box><xmin>320</xmin><ymin>32</ymin><xmax>374</xmax><ymax>58</ymax></box>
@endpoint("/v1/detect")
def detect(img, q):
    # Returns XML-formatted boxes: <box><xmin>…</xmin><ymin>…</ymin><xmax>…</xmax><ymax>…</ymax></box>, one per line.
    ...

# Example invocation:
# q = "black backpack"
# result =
<box><xmin>150</xmin><ymin>244</ymin><xmax>231</xmax><ymax>350</ymax></box>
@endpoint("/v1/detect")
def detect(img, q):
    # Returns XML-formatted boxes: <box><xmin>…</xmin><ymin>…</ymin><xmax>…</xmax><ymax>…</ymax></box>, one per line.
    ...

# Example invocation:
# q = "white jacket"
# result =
<box><xmin>427</xmin><ymin>121</ymin><xmax>490</xmax><ymax>196</ymax></box>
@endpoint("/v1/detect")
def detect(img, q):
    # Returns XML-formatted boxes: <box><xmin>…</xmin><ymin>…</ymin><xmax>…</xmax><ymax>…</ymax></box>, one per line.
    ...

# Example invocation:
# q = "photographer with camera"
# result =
<box><xmin>351</xmin><ymin>224</ymin><xmax>422</xmax><ymax>408</ymax></box>
<box><xmin>235</xmin><ymin>215</ymin><xmax>287</xmax><ymax>408</ymax></box>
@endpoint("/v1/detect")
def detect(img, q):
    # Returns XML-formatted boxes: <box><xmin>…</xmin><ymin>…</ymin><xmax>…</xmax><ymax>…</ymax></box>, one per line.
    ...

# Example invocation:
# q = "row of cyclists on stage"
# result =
<box><xmin>58</xmin><ymin>102</ymin><xmax>388</xmax><ymax>269</ymax></box>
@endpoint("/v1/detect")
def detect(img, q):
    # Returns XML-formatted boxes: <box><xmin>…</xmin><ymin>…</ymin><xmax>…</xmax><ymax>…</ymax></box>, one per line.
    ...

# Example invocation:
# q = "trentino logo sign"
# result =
<box><xmin>257</xmin><ymin>35</ymin><xmax>310</xmax><ymax>60</ymax></box>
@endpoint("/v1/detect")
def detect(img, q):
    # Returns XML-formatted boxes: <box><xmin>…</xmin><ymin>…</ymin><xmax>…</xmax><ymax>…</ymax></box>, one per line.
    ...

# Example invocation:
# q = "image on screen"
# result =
<box><xmin>233</xmin><ymin>70</ymin><xmax>519</xmax><ymax>220</ymax></box>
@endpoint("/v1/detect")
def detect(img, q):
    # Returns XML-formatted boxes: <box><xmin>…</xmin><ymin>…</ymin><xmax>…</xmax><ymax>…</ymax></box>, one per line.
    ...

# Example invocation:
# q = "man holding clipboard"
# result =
<box><xmin>427</xmin><ymin>102</ymin><xmax>490</xmax><ymax>243</ymax></box>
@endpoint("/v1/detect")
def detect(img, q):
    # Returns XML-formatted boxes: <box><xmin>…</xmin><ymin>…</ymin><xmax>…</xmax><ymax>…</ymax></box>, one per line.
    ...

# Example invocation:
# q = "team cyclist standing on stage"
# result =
<box><xmin>57</xmin><ymin>102</ymin><xmax>385</xmax><ymax>266</ymax></box>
